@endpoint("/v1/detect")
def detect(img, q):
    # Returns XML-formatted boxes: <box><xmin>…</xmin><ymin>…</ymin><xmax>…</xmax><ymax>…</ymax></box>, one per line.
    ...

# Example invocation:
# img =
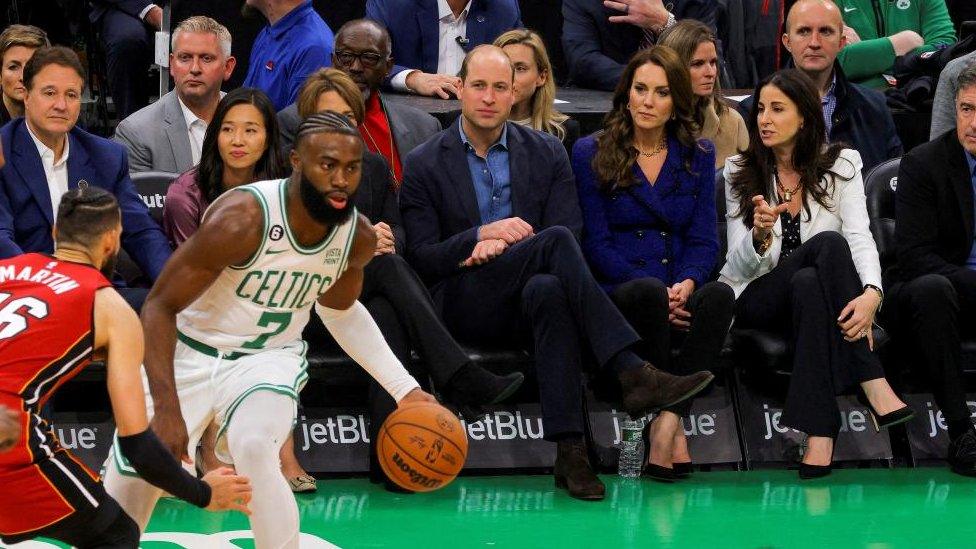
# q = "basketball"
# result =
<box><xmin>377</xmin><ymin>401</ymin><xmax>468</xmax><ymax>492</ymax></box>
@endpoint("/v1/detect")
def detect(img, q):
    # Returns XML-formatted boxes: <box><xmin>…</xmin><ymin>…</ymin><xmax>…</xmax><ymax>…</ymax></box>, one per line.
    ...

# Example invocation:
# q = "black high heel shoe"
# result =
<box><xmin>856</xmin><ymin>393</ymin><xmax>916</xmax><ymax>431</ymax></box>
<box><xmin>798</xmin><ymin>437</ymin><xmax>834</xmax><ymax>480</ymax></box>
<box><xmin>672</xmin><ymin>462</ymin><xmax>693</xmax><ymax>479</ymax></box>
<box><xmin>640</xmin><ymin>417</ymin><xmax>677</xmax><ymax>483</ymax></box>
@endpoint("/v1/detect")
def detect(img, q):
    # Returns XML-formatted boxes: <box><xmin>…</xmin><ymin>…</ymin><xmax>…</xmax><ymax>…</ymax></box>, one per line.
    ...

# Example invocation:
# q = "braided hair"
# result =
<box><xmin>55</xmin><ymin>184</ymin><xmax>120</xmax><ymax>247</ymax></box>
<box><xmin>295</xmin><ymin>111</ymin><xmax>361</xmax><ymax>148</ymax></box>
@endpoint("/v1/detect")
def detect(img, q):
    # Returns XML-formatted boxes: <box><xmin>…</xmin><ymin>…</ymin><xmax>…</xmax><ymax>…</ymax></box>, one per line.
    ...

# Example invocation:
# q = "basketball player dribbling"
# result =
<box><xmin>0</xmin><ymin>184</ymin><xmax>251</xmax><ymax>547</ymax></box>
<box><xmin>103</xmin><ymin>112</ymin><xmax>436</xmax><ymax>548</ymax></box>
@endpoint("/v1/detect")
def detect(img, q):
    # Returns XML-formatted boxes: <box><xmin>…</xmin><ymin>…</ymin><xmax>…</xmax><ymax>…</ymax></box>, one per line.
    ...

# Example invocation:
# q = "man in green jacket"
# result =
<box><xmin>835</xmin><ymin>0</ymin><xmax>956</xmax><ymax>88</ymax></box>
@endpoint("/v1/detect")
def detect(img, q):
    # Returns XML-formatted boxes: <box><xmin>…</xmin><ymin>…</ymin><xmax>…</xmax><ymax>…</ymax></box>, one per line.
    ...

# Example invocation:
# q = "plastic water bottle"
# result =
<box><xmin>618</xmin><ymin>417</ymin><xmax>645</xmax><ymax>478</ymax></box>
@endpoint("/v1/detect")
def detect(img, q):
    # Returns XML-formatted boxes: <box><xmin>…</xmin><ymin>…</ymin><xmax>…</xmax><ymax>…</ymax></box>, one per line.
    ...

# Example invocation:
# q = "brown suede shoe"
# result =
<box><xmin>619</xmin><ymin>363</ymin><xmax>714</xmax><ymax>417</ymax></box>
<box><xmin>554</xmin><ymin>438</ymin><xmax>606</xmax><ymax>501</ymax></box>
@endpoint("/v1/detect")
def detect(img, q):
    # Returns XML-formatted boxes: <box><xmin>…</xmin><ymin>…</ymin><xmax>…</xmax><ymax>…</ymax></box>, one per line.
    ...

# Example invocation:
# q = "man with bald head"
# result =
<box><xmin>278</xmin><ymin>18</ymin><xmax>441</xmax><ymax>185</ymax></box>
<box><xmin>399</xmin><ymin>45</ymin><xmax>715</xmax><ymax>500</ymax></box>
<box><xmin>738</xmin><ymin>0</ymin><xmax>901</xmax><ymax>171</ymax></box>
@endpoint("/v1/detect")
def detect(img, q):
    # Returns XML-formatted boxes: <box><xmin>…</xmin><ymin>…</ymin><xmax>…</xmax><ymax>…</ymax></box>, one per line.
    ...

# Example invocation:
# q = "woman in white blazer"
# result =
<box><xmin>721</xmin><ymin>69</ymin><xmax>913</xmax><ymax>479</ymax></box>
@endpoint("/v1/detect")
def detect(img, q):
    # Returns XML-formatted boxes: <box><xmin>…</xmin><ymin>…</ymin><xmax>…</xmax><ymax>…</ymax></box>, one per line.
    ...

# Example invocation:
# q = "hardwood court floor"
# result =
<box><xmin>15</xmin><ymin>469</ymin><xmax>976</xmax><ymax>548</ymax></box>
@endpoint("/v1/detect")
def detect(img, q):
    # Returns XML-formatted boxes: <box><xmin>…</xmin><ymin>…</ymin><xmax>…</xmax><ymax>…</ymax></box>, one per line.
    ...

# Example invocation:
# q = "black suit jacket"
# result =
<box><xmin>399</xmin><ymin>121</ymin><xmax>582</xmax><ymax>286</ymax></box>
<box><xmin>886</xmin><ymin>130</ymin><xmax>974</xmax><ymax>287</ymax></box>
<box><xmin>562</xmin><ymin>0</ymin><xmax>716</xmax><ymax>91</ymax></box>
<box><xmin>356</xmin><ymin>151</ymin><xmax>406</xmax><ymax>254</ymax></box>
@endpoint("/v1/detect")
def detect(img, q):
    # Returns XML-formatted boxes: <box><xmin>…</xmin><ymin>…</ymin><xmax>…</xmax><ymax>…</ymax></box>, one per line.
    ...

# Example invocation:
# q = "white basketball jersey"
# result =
<box><xmin>177</xmin><ymin>178</ymin><xmax>358</xmax><ymax>353</ymax></box>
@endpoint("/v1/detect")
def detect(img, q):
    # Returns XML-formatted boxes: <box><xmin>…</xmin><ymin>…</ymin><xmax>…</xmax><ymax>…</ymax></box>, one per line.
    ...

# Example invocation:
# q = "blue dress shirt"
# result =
<box><xmin>966</xmin><ymin>152</ymin><xmax>976</xmax><ymax>270</ymax></box>
<box><xmin>458</xmin><ymin>119</ymin><xmax>512</xmax><ymax>224</ymax></box>
<box><xmin>243</xmin><ymin>0</ymin><xmax>334</xmax><ymax>111</ymax></box>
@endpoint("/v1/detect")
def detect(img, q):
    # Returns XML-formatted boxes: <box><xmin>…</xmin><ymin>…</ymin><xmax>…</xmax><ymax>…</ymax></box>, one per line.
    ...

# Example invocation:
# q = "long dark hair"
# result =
<box><xmin>593</xmin><ymin>46</ymin><xmax>700</xmax><ymax>191</ymax></box>
<box><xmin>195</xmin><ymin>87</ymin><xmax>285</xmax><ymax>204</ymax></box>
<box><xmin>729</xmin><ymin>69</ymin><xmax>850</xmax><ymax>227</ymax></box>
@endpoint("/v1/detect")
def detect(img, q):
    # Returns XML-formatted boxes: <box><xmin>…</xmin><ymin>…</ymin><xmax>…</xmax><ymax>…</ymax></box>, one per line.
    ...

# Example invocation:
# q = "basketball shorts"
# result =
<box><xmin>106</xmin><ymin>336</ymin><xmax>309</xmax><ymax>477</ymax></box>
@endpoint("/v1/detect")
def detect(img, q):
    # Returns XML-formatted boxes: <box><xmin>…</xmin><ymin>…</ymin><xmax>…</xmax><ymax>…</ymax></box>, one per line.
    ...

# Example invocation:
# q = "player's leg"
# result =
<box><xmin>103</xmin><ymin>343</ymin><xmax>218</xmax><ymax>530</ymax></box>
<box><xmin>225</xmin><ymin>390</ymin><xmax>299</xmax><ymax>548</ymax></box>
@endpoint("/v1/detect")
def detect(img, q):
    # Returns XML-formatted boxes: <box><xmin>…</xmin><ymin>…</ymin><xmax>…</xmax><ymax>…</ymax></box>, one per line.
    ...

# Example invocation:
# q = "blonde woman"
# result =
<box><xmin>494</xmin><ymin>29</ymin><xmax>580</xmax><ymax>152</ymax></box>
<box><xmin>660</xmin><ymin>20</ymin><xmax>748</xmax><ymax>169</ymax></box>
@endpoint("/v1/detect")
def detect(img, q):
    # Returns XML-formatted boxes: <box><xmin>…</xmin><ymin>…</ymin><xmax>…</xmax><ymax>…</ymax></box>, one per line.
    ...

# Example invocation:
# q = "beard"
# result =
<box><xmin>300</xmin><ymin>173</ymin><xmax>355</xmax><ymax>226</ymax></box>
<box><xmin>100</xmin><ymin>250</ymin><xmax>119</xmax><ymax>280</ymax></box>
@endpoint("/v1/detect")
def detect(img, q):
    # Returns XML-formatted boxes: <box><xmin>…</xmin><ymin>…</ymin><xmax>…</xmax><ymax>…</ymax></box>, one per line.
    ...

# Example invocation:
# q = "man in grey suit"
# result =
<box><xmin>278</xmin><ymin>19</ymin><xmax>441</xmax><ymax>186</ymax></box>
<box><xmin>114</xmin><ymin>16</ymin><xmax>236</xmax><ymax>174</ymax></box>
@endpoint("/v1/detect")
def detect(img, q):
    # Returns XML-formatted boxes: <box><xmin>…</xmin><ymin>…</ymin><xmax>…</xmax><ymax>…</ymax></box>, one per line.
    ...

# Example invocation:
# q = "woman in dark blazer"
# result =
<box><xmin>573</xmin><ymin>46</ymin><xmax>734</xmax><ymax>482</ymax></box>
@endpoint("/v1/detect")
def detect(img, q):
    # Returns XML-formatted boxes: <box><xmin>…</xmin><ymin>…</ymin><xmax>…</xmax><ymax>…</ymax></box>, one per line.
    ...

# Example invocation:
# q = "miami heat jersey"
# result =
<box><xmin>177</xmin><ymin>178</ymin><xmax>358</xmax><ymax>354</ymax></box>
<box><xmin>0</xmin><ymin>253</ymin><xmax>112</xmax><ymax>537</ymax></box>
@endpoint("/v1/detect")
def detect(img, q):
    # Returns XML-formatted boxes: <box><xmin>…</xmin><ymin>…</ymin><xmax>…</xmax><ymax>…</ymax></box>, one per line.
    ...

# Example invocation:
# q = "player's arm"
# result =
<box><xmin>315</xmin><ymin>215</ymin><xmax>434</xmax><ymax>406</ymax></box>
<box><xmin>0</xmin><ymin>404</ymin><xmax>19</xmax><ymax>453</ymax></box>
<box><xmin>96</xmin><ymin>287</ymin><xmax>252</xmax><ymax>515</ymax></box>
<box><xmin>140</xmin><ymin>191</ymin><xmax>263</xmax><ymax>462</ymax></box>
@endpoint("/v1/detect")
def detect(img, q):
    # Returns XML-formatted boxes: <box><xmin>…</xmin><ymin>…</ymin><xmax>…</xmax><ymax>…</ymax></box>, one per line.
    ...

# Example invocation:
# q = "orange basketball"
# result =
<box><xmin>377</xmin><ymin>401</ymin><xmax>468</xmax><ymax>492</ymax></box>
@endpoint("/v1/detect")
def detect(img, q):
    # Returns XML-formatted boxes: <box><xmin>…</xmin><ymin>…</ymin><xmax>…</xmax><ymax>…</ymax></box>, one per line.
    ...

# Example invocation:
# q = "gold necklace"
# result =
<box><xmin>775</xmin><ymin>168</ymin><xmax>801</xmax><ymax>201</ymax></box>
<box><xmin>634</xmin><ymin>135</ymin><xmax>667</xmax><ymax>158</ymax></box>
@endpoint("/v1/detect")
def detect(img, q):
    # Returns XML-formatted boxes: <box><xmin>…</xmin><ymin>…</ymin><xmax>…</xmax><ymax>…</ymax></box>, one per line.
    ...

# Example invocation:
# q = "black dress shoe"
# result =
<box><xmin>948</xmin><ymin>429</ymin><xmax>976</xmax><ymax>477</ymax></box>
<box><xmin>554</xmin><ymin>438</ymin><xmax>606</xmax><ymax>501</ymax></box>
<box><xmin>642</xmin><ymin>462</ymin><xmax>676</xmax><ymax>482</ymax></box>
<box><xmin>856</xmin><ymin>394</ymin><xmax>916</xmax><ymax>431</ymax></box>
<box><xmin>672</xmin><ymin>462</ymin><xmax>693</xmax><ymax>479</ymax></box>
<box><xmin>446</xmin><ymin>364</ymin><xmax>525</xmax><ymax>406</ymax></box>
<box><xmin>618</xmin><ymin>364</ymin><xmax>714</xmax><ymax>417</ymax></box>
<box><xmin>799</xmin><ymin>463</ymin><xmax>832</xmax><ymax>480</ymax></box>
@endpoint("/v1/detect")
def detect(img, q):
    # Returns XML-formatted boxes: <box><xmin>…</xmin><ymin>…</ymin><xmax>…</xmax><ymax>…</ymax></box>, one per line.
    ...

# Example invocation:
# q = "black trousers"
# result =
<box><xmin>434</xmin><ymin>226</ymin><xmax>640</xmax><ymax>440</ymax></box>
<box><xmin>97</xmin><ymin>8</ymin><xmax>153</xmax><ymax>120</ymax></box>
<box><xmin>734</xmin><ymin>232</ymin><xmax>884</xmax><ymax>437</ymax></box>
<box><xmin>610</xmin><ymin>278</ymin><xmax>734</xmax><ymax>415</ymax></box>
<box><xmin>883</xmin><ymin>270</ymin><xmax>976</xmax><ymax>426</ymax></box>
<box><xmin>362</xmin><ymin>253</ymin><xmax>470</xmax><ymax>477</ymax></box>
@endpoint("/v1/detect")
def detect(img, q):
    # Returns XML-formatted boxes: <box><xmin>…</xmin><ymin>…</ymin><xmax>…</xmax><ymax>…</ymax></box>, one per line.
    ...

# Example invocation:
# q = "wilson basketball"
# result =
<box><xmin>377</xmin><ymin>401</ymin><xmax>468</xmax><ymax>492</ymax></box>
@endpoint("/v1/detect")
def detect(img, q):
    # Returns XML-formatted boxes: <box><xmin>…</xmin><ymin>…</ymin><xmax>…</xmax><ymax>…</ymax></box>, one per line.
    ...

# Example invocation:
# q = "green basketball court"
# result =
<box><xmin>10</xmin><ymin>468</ymin><xmax>976</xmax><ymax>548</ymax></box>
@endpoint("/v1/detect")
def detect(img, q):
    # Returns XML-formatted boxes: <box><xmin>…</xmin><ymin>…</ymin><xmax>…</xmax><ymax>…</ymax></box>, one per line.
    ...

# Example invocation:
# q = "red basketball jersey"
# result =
<box><xmin>0</xmin><ymin>253</ymin><xmax>112</xmax><ymax>536</ymax></box>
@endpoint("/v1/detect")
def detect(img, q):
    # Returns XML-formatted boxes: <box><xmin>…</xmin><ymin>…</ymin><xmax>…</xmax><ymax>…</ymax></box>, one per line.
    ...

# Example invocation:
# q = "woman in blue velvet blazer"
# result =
<box><xmin>572</xmin><ymin>46</ymin><xmax>734</xmax><ymax>481</ymax></box>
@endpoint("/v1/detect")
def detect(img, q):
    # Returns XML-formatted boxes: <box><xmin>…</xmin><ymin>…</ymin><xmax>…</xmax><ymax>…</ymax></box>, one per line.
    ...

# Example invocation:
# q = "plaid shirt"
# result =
<box><xmin>822</xmin><ymin>73</ymin><xmax>838</xmax><ymax>138</ymax></box>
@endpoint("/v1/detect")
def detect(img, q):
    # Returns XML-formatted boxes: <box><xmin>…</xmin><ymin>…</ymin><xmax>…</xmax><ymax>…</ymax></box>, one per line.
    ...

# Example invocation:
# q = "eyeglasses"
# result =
<box><xmin>334</xmin><ymin>50</ymin><xmax>387</xmax><ymax>68</ymax></box>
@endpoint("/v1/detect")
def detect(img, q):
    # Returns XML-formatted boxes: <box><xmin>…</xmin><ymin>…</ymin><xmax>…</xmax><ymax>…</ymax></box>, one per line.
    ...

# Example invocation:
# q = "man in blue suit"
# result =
<box><xmin>0</xmin><ymin>47</ymin><xmax>171</xmax><ymax>309</ymax></box>
<box><xmin>365</xmin><ymin>0</ymin><xmax>522</xmax><ymax>98</ymax></box>
<box><xmin>88</xmin><ymin>0</ymin><xmax>163</xmax><ymax>120</ymax></box>
<box><xmin>563</xmin><ymin>0</ymin><xmax>716</xmax><ymax>91</ymax></box>
<box><xmin>399</xmin><ymin>45</ymin><xmax>713</xmax><ymax>500</ymax></box>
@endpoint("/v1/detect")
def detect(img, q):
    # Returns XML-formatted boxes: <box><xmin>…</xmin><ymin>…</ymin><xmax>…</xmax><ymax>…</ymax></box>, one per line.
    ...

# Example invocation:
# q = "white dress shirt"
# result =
<box><xmin>177</xmin><ymin>96</ymin><xmax>207</xmax><ymax>165</ymax></box>
<box><xmin>26</xmin><ymin>123</ymin><xmax>69</xmax><ymax>219</ymax></box>
<box><xmin>391</xmin><ymin>0</ymin><xmax>470</xmax><ymax>91</ymax></box>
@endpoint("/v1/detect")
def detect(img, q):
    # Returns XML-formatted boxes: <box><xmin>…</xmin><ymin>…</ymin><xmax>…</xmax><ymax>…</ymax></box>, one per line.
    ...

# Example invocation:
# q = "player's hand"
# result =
<box><xmin>843</xmin><ymin>25</ymin><xmax>861</xmax><ymax>45</ymax></box>
<box><xmin>150</xmin><ymin>409</ymin><xmax>191</xmax><ymax>465</ymax></box>
<box><xmin>463</xmin><ymin>239</ymin><xmax>507</xmax><ymax>267</ymax></box>
<box><xmin>374</xmin><ymin>222</ymin><xmax>396</xmax><ymax>255</ymax></box>
<box><xmin>405</xmin><ymin>71</ymin><xmax>462</xmax><ymax>99</ymax></box>
<box><xmin>202</xmin><ymin>467</ymin><xmax>252</xmax><ymax>515</ymax></box>
<box><xmin>398</xmin><ymin>388</ymin><xmax>437</xmax><ymax>407</ymax></box>
<box><xmin>0</xmin><ymin>405</ymin><xmax>20</xmax><ymax>453</ymax></box>
<box><xmin>478</xmin><ymin>217</ymin><xmax>534</xmax><ymax>244</ymax></box>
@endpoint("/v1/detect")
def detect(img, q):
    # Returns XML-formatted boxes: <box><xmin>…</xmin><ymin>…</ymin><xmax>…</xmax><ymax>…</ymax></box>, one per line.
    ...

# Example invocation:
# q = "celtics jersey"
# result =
<box><xmin>177</xmin><ymin>178</ymin><xmax>358</xmax><ymax>354</ymax></box>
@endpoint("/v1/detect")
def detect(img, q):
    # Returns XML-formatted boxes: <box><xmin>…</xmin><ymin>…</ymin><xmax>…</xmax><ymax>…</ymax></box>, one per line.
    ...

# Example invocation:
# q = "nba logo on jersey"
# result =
<box><xmin>324</xmin><ymin>248</ymin><xmax>342</xmax><ymax>265</ymax></box>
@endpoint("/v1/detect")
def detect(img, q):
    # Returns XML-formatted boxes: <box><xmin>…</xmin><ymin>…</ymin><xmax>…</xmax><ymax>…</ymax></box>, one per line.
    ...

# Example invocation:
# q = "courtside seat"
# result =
<box><xmin>130</xmin><ymin>171</ymin><xmax>179</xmax><ymax>225</ymax></box>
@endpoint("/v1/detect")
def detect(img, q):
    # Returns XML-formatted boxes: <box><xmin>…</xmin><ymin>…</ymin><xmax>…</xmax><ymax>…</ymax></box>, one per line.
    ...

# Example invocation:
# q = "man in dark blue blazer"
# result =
<box><xmin>399</xmin><ymin>45</ymin><xmax>713</xmax><ymax>500</ymax></box>
<box><xmin>563</xmin><ymin>0</ymin><xmax>717</xmax><ymax>91</ymax></box>
<box><xmin>0</xmin><ymin>47</ymin><xmax>171</xmax><ymax>309</ymax></box>
<box><xmin>365</xmin><ymin>0</ymin><xmax>522</xmax><ymax>98</ymax></box>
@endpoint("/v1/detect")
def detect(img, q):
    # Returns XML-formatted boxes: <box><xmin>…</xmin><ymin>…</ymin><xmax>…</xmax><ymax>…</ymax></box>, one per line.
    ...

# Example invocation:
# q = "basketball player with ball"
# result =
<box><xmin>103</xmin><ymin>111</ymin><xmax>438</xmax><ymax>548</ymax></box>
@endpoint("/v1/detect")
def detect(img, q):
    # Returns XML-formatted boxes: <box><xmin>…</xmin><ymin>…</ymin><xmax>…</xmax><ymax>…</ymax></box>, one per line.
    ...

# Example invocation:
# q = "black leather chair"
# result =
<box><xmin>130</xmin><ymin>171</ymin><xmax>179</xmax><ymax>226</ymax></box>
<box><xmin>864</xmin><ymin>157</ymin><xmax>976</xmax><ymax>374</ymax></box>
